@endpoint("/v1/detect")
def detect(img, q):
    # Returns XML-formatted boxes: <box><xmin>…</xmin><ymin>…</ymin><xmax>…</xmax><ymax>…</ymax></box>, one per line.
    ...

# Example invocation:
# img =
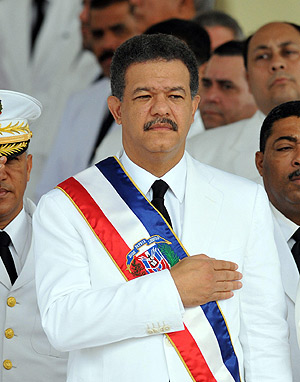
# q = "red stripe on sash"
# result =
<box><xmin>168</xmin><ymin>325</ymin><xmax>216</xmax><ymax>382</ymax></box>
<box><xmin>58</xmin><ymin>176</ymin><xmax>222</xmax><ymax>382</ymax></box>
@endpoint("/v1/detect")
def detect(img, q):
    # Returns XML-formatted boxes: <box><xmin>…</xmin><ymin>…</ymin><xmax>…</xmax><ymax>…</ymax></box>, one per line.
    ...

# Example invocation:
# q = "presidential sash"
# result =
<box><xmin>57</xmin><ymin>156</ymin><xmax>241</xmax><ymax>382</ymax></box>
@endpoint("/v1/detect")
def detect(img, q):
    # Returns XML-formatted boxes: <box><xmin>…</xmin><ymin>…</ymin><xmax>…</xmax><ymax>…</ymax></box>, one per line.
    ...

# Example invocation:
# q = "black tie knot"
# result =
<box><xmin>151</xmin><ymin>180</ymin><xmax>169</xmax><ymax>200</ymax></box>
<box><xmin>292</xmin><ymin>228</ymin><xmax>300</xmax><ymax>242</ymax></box>
<box><xmin>0</xmin><ymin>231</ymin><xmax>11</xmax><ymax>247</ymax></box>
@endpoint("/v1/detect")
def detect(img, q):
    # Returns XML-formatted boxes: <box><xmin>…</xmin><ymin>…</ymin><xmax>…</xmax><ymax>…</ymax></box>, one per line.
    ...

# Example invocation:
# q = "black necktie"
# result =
<box><xmin>291</xmin><ymin>228</ymin><xmax>300</xmax><ymax>272</ymax></box>
<box><xmin>88</xmin><ymin>108</ymin><xmax>115</xmax><ymax>164</ymax></box>
<box><xmin>0</xmin><ymin>231</ymin><xmax>18</xmax><ymax>284</ymax></box>
<box><xmin>151</xmin><ymin>180</ymin><xmax>172</xmax><ymax>227</ymax></box>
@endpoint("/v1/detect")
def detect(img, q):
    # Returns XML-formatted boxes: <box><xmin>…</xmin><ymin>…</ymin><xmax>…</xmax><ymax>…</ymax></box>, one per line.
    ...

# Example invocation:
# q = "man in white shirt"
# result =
<box><xmin>34</xmin><ymin>33</ymin><xmax>291</xmax><ymax>382</ymax></box>
<box><xmin>0</xmin><ymin>90</ymin><xmax>67</xmax><ymax>382</ymax></box>
<box><xmin>187</xmin><ymin>21</ymin><xmax>300</xmax><ymax>183</ymax></box>
<box><xmin>255</xmin><ymin>100</ymin><xmax>300</xmax><ymax>381</ymax></box>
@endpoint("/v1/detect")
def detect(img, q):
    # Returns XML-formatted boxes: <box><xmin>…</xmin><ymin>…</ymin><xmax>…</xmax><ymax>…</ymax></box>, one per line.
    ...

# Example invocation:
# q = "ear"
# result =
<box><xmin>26</xmin><ymin>154</ymin><xmax>33</xmax><ymax>182</ymax></box>
<box><xmin>191</xmin><ymin>95</ymin><xmax>200</xmax><ymax>120</ymax></box>
<box><xmin>107</xmin><ymin>95</ymin><xmax>122</xmax><ymax>125</ymax></box>
<box><xmin>255</xmin><ymin>151</ymin><xmax>264</xmax><ymax>177</ymax></box>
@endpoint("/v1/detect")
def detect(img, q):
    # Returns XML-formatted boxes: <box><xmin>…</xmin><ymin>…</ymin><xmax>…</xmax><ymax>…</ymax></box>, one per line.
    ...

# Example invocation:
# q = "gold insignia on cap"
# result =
<box><xmin>0</xmin><ymin>141</ymin><xmax>29</xmax><ymax>157</ymax></box>
<box><xmin>0</xmin><ymin>121</ymin><xmax>32</xmax><ymax>143</ymax></box>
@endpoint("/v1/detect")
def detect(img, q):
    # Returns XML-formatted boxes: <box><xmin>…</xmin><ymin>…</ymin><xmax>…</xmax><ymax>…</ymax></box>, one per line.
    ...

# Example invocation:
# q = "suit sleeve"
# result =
<box><xmin>33</xmin><ymin>191</ymin><xmax>184</xmax><ymax>352</ymax></box>
<box><xmin>239</xmin><ymin>185</ymin><xmax>292</xmax><ymax>381</ymax></box>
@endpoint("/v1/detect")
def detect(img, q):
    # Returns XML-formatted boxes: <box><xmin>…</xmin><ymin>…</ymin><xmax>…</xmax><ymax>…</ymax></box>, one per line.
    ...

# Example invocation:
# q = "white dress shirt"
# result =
<box><xmin>271</xmin><ymin>205</ymin><xmax>299</xmax><ymax>251</ymax></box>
<box><xmin>1</xmin><ymin>208</ymin><xmax>32</xmax><ymax>275</ymax></box>
<box><xmin>120</xmin><ymin>151</ymin><xmax>187</xmax><ymax>239</ymax></box>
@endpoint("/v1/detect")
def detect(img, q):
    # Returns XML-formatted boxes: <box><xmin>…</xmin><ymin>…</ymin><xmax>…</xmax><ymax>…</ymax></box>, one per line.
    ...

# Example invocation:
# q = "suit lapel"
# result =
<box><xmin>181</xmin><ymin>155</ymin><xmax>223</xmax><ymax>256</ymax></box>
<box><xmin>273</xmin><ymin>217</ymin><xmax>299</xmax><ymax>303</ymax></box>
<box><xmin>0</xmin><ymin>261</ymin><xmax>11</xmax><ymax>289</ymax></box>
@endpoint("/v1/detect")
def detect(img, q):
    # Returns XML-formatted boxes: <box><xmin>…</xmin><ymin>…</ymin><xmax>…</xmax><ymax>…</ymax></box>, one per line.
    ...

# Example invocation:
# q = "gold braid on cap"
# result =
<box><xmin>0</xmin><ymin>122</ymin><xmax>32</xmax><ymax>143</ymax></box>
<box><xmin>0</xmin><ymin>141</ymin><xmax>29</xmax><ymax>157</ymax></box>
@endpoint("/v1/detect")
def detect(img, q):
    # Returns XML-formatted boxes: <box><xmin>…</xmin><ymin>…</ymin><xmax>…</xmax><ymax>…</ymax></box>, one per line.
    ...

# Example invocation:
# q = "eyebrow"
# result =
<box><xmin>253</xmin><ymin>41</ymin><xmax>298</xmax><ymax>51</ymax></box>
<box><xmin>273</xmin><ymin>135</ymin><xmax>298</xmax><ymax>144</ymax></box>
<box><xmin>132</xmin><ymin>86</ymin><xmax>187</xmax><ymax>95</ymax></box>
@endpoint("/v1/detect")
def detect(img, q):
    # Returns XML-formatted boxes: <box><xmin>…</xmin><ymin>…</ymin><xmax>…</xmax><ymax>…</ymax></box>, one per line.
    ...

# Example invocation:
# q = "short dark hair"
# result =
<box><xmin>213</xmin><ymin>40</ymin><xmax>244</xmax><ymax>57</ymax></box>
<box><xmin>194</xmin><ymin>10</ymin><xmax>244</xmax><ymax>40</ymax></box>
<box><xmin>144</xmin><ymin>18</ymin><xmax>210</xmax><ymax>66</ymax></box>
<box><xmin>90</xmin><ymin>0</ymin><xmax>127</xmax><ymax>9</ymax></box>
<box><xmin>110</xmin><ymin>34</ymin><xmax>199</xmax><ymax>100</ymax></box>
<box><xmin>243</xmin><ymin>22</ymin><xmax>300</xmax><ymax>70</ymax></box>
<box><xmin>260</xmin><ymin>100</ymin><xmax>300</xmax><ymax>152</ymax></box>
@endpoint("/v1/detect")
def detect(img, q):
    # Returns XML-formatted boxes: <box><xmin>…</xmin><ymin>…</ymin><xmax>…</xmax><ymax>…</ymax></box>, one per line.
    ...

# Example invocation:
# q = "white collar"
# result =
<box><xmin>2</xmin><ymin>208</ymin><xmax>29</xmax><ymax>260</ymax></box>
<box><xmin>120</xmin><ymin>151</ymin><xmax>187</xmax><ymax>202</ymax></box>
<box><xmin>271</xmin><ymin>204</ymin><xmax>299</xmax><ymax>241</ymax></box>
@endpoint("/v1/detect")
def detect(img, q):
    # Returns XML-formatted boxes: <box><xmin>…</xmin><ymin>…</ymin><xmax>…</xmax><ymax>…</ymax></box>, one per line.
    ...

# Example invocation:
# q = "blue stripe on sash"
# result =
<box><xmin>96</xmin><ymin>156</ymin><xmax>240</xmax><ymax>382</ymax></box>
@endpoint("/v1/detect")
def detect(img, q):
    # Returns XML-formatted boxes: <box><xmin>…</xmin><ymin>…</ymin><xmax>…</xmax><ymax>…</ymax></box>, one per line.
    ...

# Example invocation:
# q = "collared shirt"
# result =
<box><xmin>120</xmin><ymin>151</ymin><xmax>187</xmax><ymax>239</ymax></box>
<box><xmin>1</xmin><ymin>208</ymin><xmax>32</xmax><ymax>275</ymax></box>
<box><xmin>271</xmin><ymin>204</ymin><xmax>299</xmax><ymax>250</ymax></box>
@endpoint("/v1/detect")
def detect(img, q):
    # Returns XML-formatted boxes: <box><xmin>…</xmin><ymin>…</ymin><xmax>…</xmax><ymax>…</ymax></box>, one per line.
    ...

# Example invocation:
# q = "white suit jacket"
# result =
<box><xmin>0</xmin><ymin>199</ymin><xmax>67</xmax><ymax>382</ymax></box>
<box><xmin>187</xmin><ymin>111</ymin><xmax>265</xmax><ymax>183</ymax></box>
<box><xmin>0</xmin><ymin>0</ymin><xmax>100</xmax><ymax>200</ymax></box>
<box><xmin>33</xmin><ymin>153</ymin><xmax>292</xmax><ymax>382</ymax></box>
<box><xmin>272</xmin><ymin>215</ymin><xmax>300</xmax><ymax>381</ymax></box>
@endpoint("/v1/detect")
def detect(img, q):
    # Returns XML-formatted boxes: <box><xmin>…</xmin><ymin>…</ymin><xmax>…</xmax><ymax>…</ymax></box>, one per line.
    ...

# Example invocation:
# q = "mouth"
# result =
<box><xmin>144</xmin><ymin>118</ymin><xmax>178</xmax><ymax>132</ymax></box>
<box><xmin>0</xmin><ymin>188</ymin><xmax>9</xmax><ymax>197</ymax></box>
<box><xmin>288</xmin><ymin>169</ymin><xmax>300</xmax><ymax>182</ymax></box>
<box><xmin>269</xmin><ymin>75</ymin><xmax>293</xmax><ymax>89</ymax></box>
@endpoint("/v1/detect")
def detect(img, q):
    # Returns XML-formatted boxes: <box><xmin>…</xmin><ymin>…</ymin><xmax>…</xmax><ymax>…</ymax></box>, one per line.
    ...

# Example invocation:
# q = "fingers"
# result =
<box><xmin>0</xmin><ymin>156</ymin><xmax>7</xmax><ymax>170</ymax></box>
<box><xmin>213</xmin><ymin>258</ymin><xmax>239</xmax><ymax>271</ymax></box>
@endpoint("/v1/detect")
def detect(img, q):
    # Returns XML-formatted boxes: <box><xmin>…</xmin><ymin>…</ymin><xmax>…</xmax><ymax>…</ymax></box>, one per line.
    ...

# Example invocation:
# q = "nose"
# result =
<box><xmin>291</xmin><ymin>146</ymin><xmax>300</xmax><ymax>167</ymax></box>
<box><xmin>202</xmin><ymin>85</ymin><xmax>220</xmax><ymax>104</ymax></box>
<box><xmin>269</xmin><ymin>53</ymin><xmax>286</xmax><ymax>72</ymax></box>
<box><xmin>150</xmin><ymin>95</ymin><xmax>171</xmax><ymax>117</ymax></box>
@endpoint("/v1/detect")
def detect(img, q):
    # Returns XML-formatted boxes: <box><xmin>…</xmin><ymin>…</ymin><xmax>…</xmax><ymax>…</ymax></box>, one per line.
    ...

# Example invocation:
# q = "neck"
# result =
<box><xmin>125</xmin><ymin>150</ymin><xmax>184</xmax><ymax>177</ymax></box>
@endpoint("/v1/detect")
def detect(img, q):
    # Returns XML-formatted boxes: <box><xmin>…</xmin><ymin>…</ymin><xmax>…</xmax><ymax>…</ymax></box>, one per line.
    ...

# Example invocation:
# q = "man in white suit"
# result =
<box><xmin>34</xmin><ymin>33</ymin><xmax>292</xmax><ymax>381</ymax></box>
<box><xmin>187</xmin><ymin>21</ymin><xmax>300</xmax><ymax>184</ymax></box>
<box><xmin>255</xmin><ymin>100</ymin><xmax>300</xmax><ymax>381</ymax></box>
<box><xmin>0</xmin><ymin>90</ymin><xmax>67</xmax><ymax>381</ymax></box>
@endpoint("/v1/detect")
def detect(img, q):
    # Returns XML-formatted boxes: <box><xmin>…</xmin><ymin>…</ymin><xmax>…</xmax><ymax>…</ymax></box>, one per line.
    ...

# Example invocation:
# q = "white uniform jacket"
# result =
<box><xmin>0</xmin><ymin>0</ymin><xmax>100</xmax><ymax>200</ymax></box>
<box><xmin>33</xmin><ymin>153</ymin><xmax>292</xmax><ymax>382</ymax></box>
<box><xmin>186</xmin><ymin>111</ymin><xmax>265</xmax><ymax>183</ymax></box>
<box><xmin>272</xmin><ymin>216</ymin><xmax>300</xmax><ymax>381</ymax></box>
<box><xmin>0</xmin><ymin>199</ymin><xmax>67</xmax><ymax>382</ymax></box>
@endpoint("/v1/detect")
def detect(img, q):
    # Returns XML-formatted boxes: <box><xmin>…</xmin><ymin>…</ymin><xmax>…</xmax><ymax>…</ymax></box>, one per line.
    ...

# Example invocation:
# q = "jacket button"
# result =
<box><xmin>3</xmin><ymin>360</ymin><xmax>13</xmax><ymax>370</ymax></box>
<box><xmin>5</xmin><ymin>328</ymin><xmax>14</xmax><ymax>339</ymax></box>
<box><xmin>7</xmin><ymin>297</ymin><xmax>16</xmax><ymax>307</ymax></box>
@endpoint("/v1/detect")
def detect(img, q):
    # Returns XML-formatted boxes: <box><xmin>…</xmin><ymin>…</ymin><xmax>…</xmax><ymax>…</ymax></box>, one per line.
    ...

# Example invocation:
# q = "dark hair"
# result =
<box><xmin>144</xmin><ymin>18</ymin><xmax>210</xmax><ymax>66</ymax></box>
<box><xmin>213</xmin><ymin>40</ymin><xmax>244</xmax><ymax>57</ymax></box>
<box><xmin>110</xmin><ymin>33</ymin><xmax>199</xmax><ymax>100</ymax></box>
<box><xmin>194</xmin><ymin>10</ymin><xmax>244</xmax><ymax>40</ymax></box>
<box><xmin>260</xmin><ymin>100</ymin><xmax>300</xmax><ymax>152</ymax></box>
<box><xmin>243</xmin><ymin>22</ymin><xmax>300</xmax><ymax>70</ymax></box>
<box><xmin>90</xmin><ymin>0</ymin><xmax>127</xmax><ymax>9</ymax></box>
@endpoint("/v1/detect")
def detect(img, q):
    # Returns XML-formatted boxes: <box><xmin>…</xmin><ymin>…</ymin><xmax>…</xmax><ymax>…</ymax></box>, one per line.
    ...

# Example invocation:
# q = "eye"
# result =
<box><xmin>276</xmin><ymin>146</ymin><xmax>293</xmax><ymax>151</ymax></box>
<box><xmin>133</xmin><ymin>95</ymin><xmax>151</xmax><ymax>100</ymax></box>
<box><xmin>169</xmin><ymin>94</ymin><xmax>183</xmax><ymax>100</ymax></box>
<box><xmin>254</xmin><ymin>53</ymin><xmax>269</xmax><ymax>61</ymax></box>
<box><xmin>221</xmin><ymin>83</ymin><xmax>234</xmax><ymax>90</ymax></box>
<box><xmin>201</xmin><ymin>79</ymin><xmax>211</xmax><ymax>88</ymax></box>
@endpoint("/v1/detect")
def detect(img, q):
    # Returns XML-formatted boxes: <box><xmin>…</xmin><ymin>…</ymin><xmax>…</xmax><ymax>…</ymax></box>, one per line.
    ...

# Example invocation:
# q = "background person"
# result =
<box><xmin>0</xmin><ymin>90</ymin><xmax>67</xmax><ymax>381</ymax></box>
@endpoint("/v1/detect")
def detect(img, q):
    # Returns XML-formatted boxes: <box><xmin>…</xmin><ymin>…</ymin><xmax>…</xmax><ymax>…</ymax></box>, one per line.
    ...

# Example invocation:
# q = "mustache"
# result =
<box><xmin>144</xmin><ymin>117</ymin><xmax>178</xmax><ymax>131</ymax></box>
<box><xmin>98</xmin><ymin>50</ymin><xmax>114</xmax><ymax>63</ymax></box>
<box><xmin>288</xmin><ymin>169</ymin><xmax>300</xmax><ymax>180</ymax></box>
